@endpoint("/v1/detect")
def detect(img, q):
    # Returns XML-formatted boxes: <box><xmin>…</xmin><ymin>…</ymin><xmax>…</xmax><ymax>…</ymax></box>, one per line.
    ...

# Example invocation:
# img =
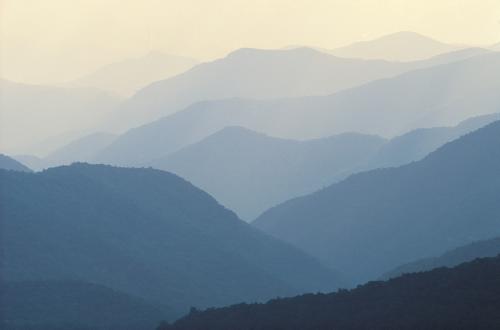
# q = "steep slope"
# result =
<box><xmin>151</xmin><ymin>127</ymin><xmax>385</xmax><ymax>220</ymax></box>
<box><xmin>0</xmin><ymin>154</ymin><xmax>32</xmax><ymax>172</ymax></box>
<box><xmin>162</xmin><ymin>256</ymin><xmax>500</xmax><ymax>330</ymax></box>
<box><xmin>330</xmin><ymin>31</ymin><xmax>463</xmax><ymax>61</ymax></box>
<box><xmin>382</xmin><ymin>237</ymin><xmax>500</xmax><ymax>279</ymax></box>
<box><xmin>254</xmin><ymin>120</ymin><xmax>500</xmax><ymax>283</ymax></box>
<box><xmin>0</xmin><ymin>280</ymin><xmax>165</xmax><ymax>330</ymax></box>
<box><xmin>364</xmin><ymin>112</ymin><xmax>500</xmax><ymax>169</ymax></box>
<box><xmin>110</xmin><ymin>46</ymin><xmax>454</xmax><ymax>130</ymax></box>
<box><xmin>70</xmin><ymin>52</ymin><xmax>198</xmax><ymax>97</ymax></box>
<box><xmin>43</xmin><ymin>132</ymin><xmax>117</xmax><ymax>167</ymax></box>
<box><xmin>0</xmin><ymin>79</ymin><xmax>121</xmax><ymax>155</ymax></box>
<box><xmin>0</xmin><ymin>164</ymin><xmax>343</xmax><ymax>319</ymax></box>
<box><xmin>10</xmin><ymin>155</ymin><xmax>45</xmax><ymax>172</ymax></box>
<box><xmin>97</xmin><ymin>53</ymin><xmax>500</xmax><ymax>166</ymax></box>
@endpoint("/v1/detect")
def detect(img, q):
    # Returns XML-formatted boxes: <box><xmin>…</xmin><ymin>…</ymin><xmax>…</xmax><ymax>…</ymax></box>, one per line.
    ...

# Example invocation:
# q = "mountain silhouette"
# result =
<box><xmin>97</xmin><ymin>53</ymin><xmax>500</xmax><ymax>166</ymax></box>
<box><xmin>160</xmin><ymin>255</ymin><xmax>500</xmax><ymax>330</ymax></box>
<box><xmin>362</xmin><ymin>112</ymin><xmax>500</xmax><ymax>169</ymax></box>
<box><xmin>382</xmin><ymin>236</ymin><xmax>500</xmax><ymax>280</ymax></box>
<box><xmin>151</xmin><ymin>127</ymin><xmax>385</xmax><ymax>220</ymax></box>
<box><xmin>109</xmin><ymin>46</ymin><xmax>472</xmax><ymax>130</ymax></box>
<box><xmin>0</xmin><ymin>154</ymin><xmax>32</xmax><ymax>172</ymax></box>
<box><xmin>254</xmin><ymin>120</ymin><xmax>500</xmax><ymax>283</ymax></box>
<box><xmin>329</xmin><ymin>31</ymin><xmax>463</xmax><ymax>61</ymax></box>
<box><xmin>0</xmin><ymin>163</ymin><xmax>343</xmax><ymax>319</ymax></box>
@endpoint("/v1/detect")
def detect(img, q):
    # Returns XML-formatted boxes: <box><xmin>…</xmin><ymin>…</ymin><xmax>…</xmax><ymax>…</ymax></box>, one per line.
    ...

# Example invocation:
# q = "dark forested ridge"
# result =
<box><xmin>254</xmin><ymin>120</ymin><xmax>500</xmax><ymax>283</ymax></box>
<box><xmin>0</xmin><ymin>280</ymin><xmax>164</xmax><ymax>330</ymax></box>
<box><xmin>382</xmin><ymin>236</ymin><xmax>500</xmax><ymax>279</ymax></box>
<box><xmin>0</xmin><ymin>163</ymin><xmax>342</xmax><ymax>319</ymax></box>
<box><xmin>159</xmin><ymin>255</ymin><xmax>500</xmax><ymax>330</ymax></box>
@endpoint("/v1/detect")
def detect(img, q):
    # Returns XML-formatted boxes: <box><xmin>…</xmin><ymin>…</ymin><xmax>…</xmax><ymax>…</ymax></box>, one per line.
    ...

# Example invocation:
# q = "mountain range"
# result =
<box><xmin>108</xmin><ymin>45</ymin><xmax>486</xmax><ymax>131</ymax></box>
<box><xmin>329</xmin><ymin>31</ymin><xmax>463</xmax><ymax>61</ymax></box>
<box><xmin>152</xmin><ymin>128</ymin><xmax>386</xmax><ymax>220</ymax></box>
<box><xmin>96</xmin><ymin>52</ymin><xmax>500</xmax><ymax>166</ymax></box>
<box><xmin>0</xmin><ymin>163</ymin><xmax>343</xmax><ymax>320</ymax></box>
<box><xmin>149</xmin><ymin>113</ymin><xmax>498</xmax><ymax>220</ymax></box>
<box><xmin>254</xmin><ymin>119</ymin><xmax>500</xmax><ymax>283</ymax></box>
<box><xmin>161</xmin><ymin>255</ymin><xmax>500</xmax><ymax>330</ymax></box>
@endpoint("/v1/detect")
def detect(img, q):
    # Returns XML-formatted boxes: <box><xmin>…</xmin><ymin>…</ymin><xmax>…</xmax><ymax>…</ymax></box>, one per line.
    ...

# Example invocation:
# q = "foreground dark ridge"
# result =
<box><xmin>160</xmin><ymin>255</ymin><xmax>500</xmax><ymax>330</ymax></box>
<box><xmin>0</xmin><ymin>163</ymin><xmax>342</xmax><ymax>320</ymax></box>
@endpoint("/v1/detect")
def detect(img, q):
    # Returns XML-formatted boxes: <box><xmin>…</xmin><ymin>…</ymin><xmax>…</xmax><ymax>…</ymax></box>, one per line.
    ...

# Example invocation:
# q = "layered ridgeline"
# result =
<box><xmin>0</xmin><ymin>154</ymin><xmax>31</xmax><ymax>172</ymax></box>
<box><xmin>0</xmin><ymin>281</ymin><xmax>164</xmax><ymax>330</ymax></box>
<box><xmin>97</xmin><ymin>52</ymin><xmax>500</xmax><ymax>166</ymax></box>
<box><xmin>149</xmin><ymin>113</ymin><xmax>498</xmax><ymax>220</ymax></box>
<box><xmin>254</xmin><ymin>120</ymin><xmax>500</xmax><ymax>283</ymax></box>
<box><xmin>382</xmin><ymin>237</ymin><xmax>500</xmax><ymax>280</ymax></box>
<box><xmin>152</xmin><ymin>128</ymin><xmax>386</xmax><ymax>220</ymax></box>
<box><xmin>0</xmin><ymin>164</ymin><xmax>343</xmax><ymax>320</ymax></box>
<box><xmin>0</xmin><ymin>79</ymin><xmax>121</xmax><ymax>156</ymax></box>
<box><xmin>362</xmin><ymin>112</ymin><xmax>500</xmax><ymax>169</ymax></box>
<box><xmin>160</xmin><ymin>256</ymin><xmax>500</xmax><ymax>330</ymax></box>
<box><xmin>108</xmin><ymin>45</ymin><xmax>485</xmax><ymax>131</ymax></box>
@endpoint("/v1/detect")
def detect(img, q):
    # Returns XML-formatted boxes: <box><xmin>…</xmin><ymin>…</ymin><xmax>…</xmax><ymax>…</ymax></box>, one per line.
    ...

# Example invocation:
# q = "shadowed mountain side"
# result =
<box><xmin>69</xmin><ymin>52</ymin><xmax>199</xmax><ymax>97</ymax></box>
<box><xmin>151</xmin><ymin>127</ymin><xmax>386</xmax><ymax>220</ymax></box>
<box><xmin>97</xmin><ymin>53</ymin><xmax>500</xmax><ymax>166</ymax></box>
<box><xmin>0</xmin><ymin>154</ymin><xmax>32</xmax><ymax>172</ymax></box>
<box><xmin>253</xmin><ymin>120</ymin><xmax>500</xmax><ymax>283</ymax></box>
<box><xmin>329</xmin><ymin>31</ymin><xmax>463</xmax><ymax>61</ymax></box>
<box><xmin>0</xmin><ymin>164</ymin><xmax>344</xmax><ymax>319</ymax></box>
<box><xmin>0</xmin><ymin>280</ymin><xmax>166</xmax><ymax>330</ymax></box>
<box><xmin>160</xmin><ymin>255</ymin><xmax>500</xmax><ymax>330</ymax></box>
<box><xmin>382</xmin><ymin>237</ymin><xmax>500</xmax><ymax>280</ymax></box>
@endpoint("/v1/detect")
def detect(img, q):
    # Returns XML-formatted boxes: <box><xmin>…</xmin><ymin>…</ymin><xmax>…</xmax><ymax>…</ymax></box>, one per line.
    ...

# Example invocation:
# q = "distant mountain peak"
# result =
<box><xmin>330</xmin><ymin>31</ymin><xmax>463</xmax><ymax>61</ymax></box>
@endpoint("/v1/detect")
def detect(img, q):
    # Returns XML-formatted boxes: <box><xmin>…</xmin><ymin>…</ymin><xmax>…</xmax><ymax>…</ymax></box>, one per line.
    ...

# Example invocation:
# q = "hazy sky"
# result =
<box><xmin>1</xmin><ymin>0</ymin><xmax>500</xmax><ymax>84</ymax></box>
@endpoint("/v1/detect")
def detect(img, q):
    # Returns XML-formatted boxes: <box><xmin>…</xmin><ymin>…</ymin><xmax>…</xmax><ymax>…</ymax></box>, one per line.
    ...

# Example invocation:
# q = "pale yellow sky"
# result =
<box><xmin>1</xmin><ymin>0</ymin><xmax>500</xmax><ymax>84</ymax></box>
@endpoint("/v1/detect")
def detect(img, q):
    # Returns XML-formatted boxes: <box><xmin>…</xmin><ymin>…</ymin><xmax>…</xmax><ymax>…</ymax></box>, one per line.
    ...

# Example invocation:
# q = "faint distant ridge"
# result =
<box><xmin>330</xmin><ymin>31</ymin><xmax>464</xmax><ymax>61</ymax></box>
<box><xmin>70</xmin><ymin>51</ymin><xmax>199</xmax><ymax>97</ymax></box>
<box><xmin>43</xmin><ymin>132</ymin><xmax>117</xmax><ymax>167</ymax></box>
<box><xmin>96</xmin><ymin>52</ymin><xmax>500</xmax><ymax>166</ymax></box>
<box><xmin>109</xmin><ymin>45</ymin><xmax>448</xmax><ymax>131</ymax></box>
<box><xmin>0</xmin><ymin>154</ymin><xmax>32</xmax><ymax>172</ymax></box>
<box><xmin>382</xmin><ymin>236</ymin><xmax>500</xmax><ymax>280</ymax></box>
<box><xmin>151</xmin><ymin>127</ymin><xmax>386</xmax><ymax>220</ymax></box>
